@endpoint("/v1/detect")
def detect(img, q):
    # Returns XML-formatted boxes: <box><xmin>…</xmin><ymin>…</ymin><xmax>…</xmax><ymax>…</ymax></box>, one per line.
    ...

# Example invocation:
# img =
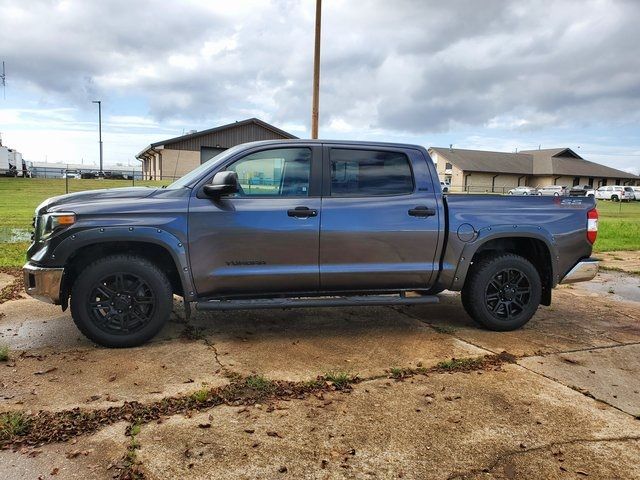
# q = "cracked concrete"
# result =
<box><xmin>1</xmin><ymin>269</ymin><xmax>639</xmax><ymax>478</ymax></box>
<box><xmin>135</xmin><ymin>366</ymin><xmax>640</xmax><ymax>479</ymax></box>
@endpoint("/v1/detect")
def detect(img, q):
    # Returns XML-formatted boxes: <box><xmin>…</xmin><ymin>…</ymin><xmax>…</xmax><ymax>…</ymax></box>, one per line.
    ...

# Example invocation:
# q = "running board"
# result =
<box><xmin>196</xmin><ymin>295</ymin><xmax>439</xmax><ymax>311</ymax></box>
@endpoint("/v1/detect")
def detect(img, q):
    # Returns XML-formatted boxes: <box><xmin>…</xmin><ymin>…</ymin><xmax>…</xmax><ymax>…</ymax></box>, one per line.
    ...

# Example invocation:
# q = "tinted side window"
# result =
<box><xmin>226</xmin><ymin>148</ymin><xmax>311</xmax><ymax>197</ymax></box>
<box><xmin>330</xmin><ymin>149</ymin><xmax>414</xmax><ymax>197</ymax></box>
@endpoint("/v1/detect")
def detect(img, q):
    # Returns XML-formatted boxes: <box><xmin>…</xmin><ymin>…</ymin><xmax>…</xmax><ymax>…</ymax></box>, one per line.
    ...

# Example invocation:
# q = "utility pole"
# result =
<box><xmin>311</xmin><ymin>0</ymin><xmax>322</xmax><ymax>139</ymax></box>
<box><xmin>92</xmin><ymin>100</ymin><xmax>103</xmax><ymax>173</ymax></box>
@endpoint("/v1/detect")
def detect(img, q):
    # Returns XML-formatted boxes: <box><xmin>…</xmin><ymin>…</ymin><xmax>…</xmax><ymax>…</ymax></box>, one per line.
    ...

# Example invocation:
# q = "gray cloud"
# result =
<box><xmin>1</xmin><ymin>0</ymin><xmax>639</xmax><ymax>135</ymax></box>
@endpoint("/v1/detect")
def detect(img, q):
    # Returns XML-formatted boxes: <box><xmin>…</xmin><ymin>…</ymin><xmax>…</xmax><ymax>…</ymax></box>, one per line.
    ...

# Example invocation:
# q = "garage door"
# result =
<box><xmin>200</xmin><ymin>147</ymin><xmax>226</xmax><ymax>164</ymax></box>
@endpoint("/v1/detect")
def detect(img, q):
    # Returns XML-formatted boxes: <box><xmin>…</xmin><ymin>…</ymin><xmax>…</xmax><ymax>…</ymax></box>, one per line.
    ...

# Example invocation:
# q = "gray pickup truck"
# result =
<box><xmin>23</xmin><ymin>140</ymin><xmax>599</xmax><ymax>347</ymax></box>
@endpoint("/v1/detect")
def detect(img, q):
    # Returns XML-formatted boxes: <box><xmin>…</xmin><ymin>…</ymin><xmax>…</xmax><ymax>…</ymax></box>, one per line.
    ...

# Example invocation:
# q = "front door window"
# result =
<box><xmin>226</xmin><ymin>148</ymin><xmax>311</xmax><ymax>197</ymax></box>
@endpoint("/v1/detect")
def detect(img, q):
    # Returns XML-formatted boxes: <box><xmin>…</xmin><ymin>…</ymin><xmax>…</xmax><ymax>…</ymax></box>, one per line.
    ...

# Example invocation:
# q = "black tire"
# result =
<box><xmin>461</xmin><ymin>253</ymin><xmax>541</xmax><ymax>331</ymax></box>
<box><xmin>70</xmin><ymin>255</ymin><xmax>173</xmax><ymax>347</ymax></box>
<box><xmin>612</xmin><ymin>195</ymin><xmax>619</xmax><ymax>202</ymax></box>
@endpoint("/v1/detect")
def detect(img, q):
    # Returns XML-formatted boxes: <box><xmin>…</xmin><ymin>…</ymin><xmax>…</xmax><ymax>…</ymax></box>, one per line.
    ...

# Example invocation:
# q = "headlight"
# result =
<box><xmin>37</xmin><ymin>212</ymin><xmax>76</xmax><ymax>240</ymax></box>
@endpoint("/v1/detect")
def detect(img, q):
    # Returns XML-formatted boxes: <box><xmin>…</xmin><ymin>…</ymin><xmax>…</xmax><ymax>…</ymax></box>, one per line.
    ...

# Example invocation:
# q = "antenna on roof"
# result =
<box><xmin>538</xmin><ymin>144</ymin><xmax>541</xmax><ymax>150</ymax></box>
<box><xmin>1</xmin><ymin>62</ymin><xmax>6</xmax><ymax>100</ymax></box>
<box><xmin>515</xmin><ymin>147</ymin><xmax>518</xmax><ymax>153</ymax></box>
<box><xmin>449</xmin><ymin>144</ymin><xmax>453</xmax><ymax>152</ymax></box>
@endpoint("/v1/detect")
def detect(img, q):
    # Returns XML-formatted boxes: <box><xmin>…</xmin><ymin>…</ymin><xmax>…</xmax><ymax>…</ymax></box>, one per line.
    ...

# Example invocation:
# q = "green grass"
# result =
<box><xmin>592</xmin><ymin>201</ymin><xmax>640</xmax><ymax>252</ymax></box>
<box><xmin>0</xmin><ymin>242</ymin><xmax>29</xmax><ymax>267</ymax></box>
<box><xmin>190</xmin><ymin>388</ymin><xmax>210</xmax><ymax>403</ymax></box>
<box><xmin>245</xmin><ymin>374</ymin><xmax>275</xmax><ymax>392</ymax></box>
<box><xmin>436</xmin><ymin>357</ymin><xmax>485</xmax><ymax>371</ymax></box>
<box><xmin>0</xmin><ymin>178</ymin><xmax>168</xmax><ymax>230</ymax></box>
<box><xmin>323</xmin><ymin>371</ymin><xmax>354</xmax><ymax>389</ymax></box>
<box><xmin>0</xmin><ymin>412</ymin><xmax>30</xmax><ymax>441</ymax></box>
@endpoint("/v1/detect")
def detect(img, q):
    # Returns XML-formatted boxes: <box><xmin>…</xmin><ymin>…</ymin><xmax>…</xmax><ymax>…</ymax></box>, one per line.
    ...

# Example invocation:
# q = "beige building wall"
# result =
<box><xmin>157</xmin><ymin>149</ymin><xmax>201</xmax><ymax>180</ymax></box>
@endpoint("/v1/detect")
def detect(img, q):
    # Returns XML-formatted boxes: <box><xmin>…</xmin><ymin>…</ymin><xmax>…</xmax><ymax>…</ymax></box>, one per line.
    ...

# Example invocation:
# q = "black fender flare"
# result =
<box><xmin>51</xmin><ymin>226</ymin><xmax>197</xmax><ymax>301</ymax></box>
<box><xmin>447</xmin><ymin>224</ymin><xmax>558</xmax><ymax>292</ymax></box>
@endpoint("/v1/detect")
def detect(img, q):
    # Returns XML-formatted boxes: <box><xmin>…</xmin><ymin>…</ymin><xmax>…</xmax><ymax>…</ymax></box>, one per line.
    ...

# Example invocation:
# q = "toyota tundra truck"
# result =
<box><xmin>23</xmin><ymin>140</ymin><xmax>600</xmax><ymax>347</ymax></box>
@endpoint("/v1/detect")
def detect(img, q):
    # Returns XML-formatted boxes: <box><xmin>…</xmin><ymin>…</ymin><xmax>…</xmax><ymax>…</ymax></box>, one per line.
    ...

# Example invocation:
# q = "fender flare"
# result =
<box><xmin>447</xmin><ymin>224</ymin><xmax>559</xmax><ymax>292</ymax></box>
<box><xmin>52</xmin><ymin>226</ymin><xmax>197</xmax><ymax>301</ymax></box>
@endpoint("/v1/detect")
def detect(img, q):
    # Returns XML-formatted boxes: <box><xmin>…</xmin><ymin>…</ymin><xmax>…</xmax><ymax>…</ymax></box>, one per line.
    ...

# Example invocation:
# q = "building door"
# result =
<box><xmin>319</xmin><ymin>146</ymin><xmax>441</xmax><ymax>291</ymax></box>
<box><xmin>188</xmin><ymin>146</ymin><xmax>322</xmax><ymax>297</ymax></box>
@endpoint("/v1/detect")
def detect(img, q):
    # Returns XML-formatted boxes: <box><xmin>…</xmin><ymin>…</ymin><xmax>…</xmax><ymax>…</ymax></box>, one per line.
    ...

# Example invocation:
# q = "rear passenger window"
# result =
<box><xmin>330</xmin><ymin>149</ymin><xmax>414</xmax><ymax>196</ymax></box>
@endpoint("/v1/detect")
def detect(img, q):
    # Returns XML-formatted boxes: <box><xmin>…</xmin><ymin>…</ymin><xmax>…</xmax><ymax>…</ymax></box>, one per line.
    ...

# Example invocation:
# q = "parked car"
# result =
<box><xmin>623</xmin><ymin>186</ymin><xmax>636</xmax><ymax>201</ymax></box>
<box><xmin>62</xmin><ymin>170</ymin><xmax>81</xmax><ymax>179</ymax></box>
<box><xmin>508</xmin><ymin>186</ymin><xmax>537</xmax><ymax>195</ymax></box>
<box><xmin>595</xmin><ymin>186</ymin><xmax>633</xmax><ymax>202</ymax></box>
<box><xmin>536</xmin><ymin>185</ymin><xmax>568</xmax><ymax>196</ymax></box>
<box><xmin>23</xmin><ymin>140</ymin><xmax>599</xmax><ymax>347</ymax></box>
<box><xmin>569</xmin><ymin>185</ymin><xmax>596</xmax><ymax>197</ymax></box>
<box><xmin>631</xmin><ymin>186</ymin><xmax>640</xmax><ymax>200</ymax></box>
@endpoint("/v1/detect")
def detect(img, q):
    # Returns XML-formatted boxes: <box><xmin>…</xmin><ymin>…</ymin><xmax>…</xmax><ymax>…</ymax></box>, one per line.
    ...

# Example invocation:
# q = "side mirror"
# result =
<box><xmin>203</xmin><ymin>171</ymin><xmax>239</xmax><ymax>197</ymax></box>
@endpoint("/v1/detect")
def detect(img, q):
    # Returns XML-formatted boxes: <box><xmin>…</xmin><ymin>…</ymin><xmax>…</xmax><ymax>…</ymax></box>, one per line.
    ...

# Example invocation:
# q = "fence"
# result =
<box><xmin>0</xmin><ymin>168</ymin><xmax>181</xmax><ymax>195</ymax></box>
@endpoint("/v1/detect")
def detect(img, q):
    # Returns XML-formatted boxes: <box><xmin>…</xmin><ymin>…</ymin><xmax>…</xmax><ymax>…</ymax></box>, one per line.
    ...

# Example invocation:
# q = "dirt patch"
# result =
<box><xmin>598</xmin><ymin>250</ymin><xmax>640</xmax><ymax>275</ymax></box>
<box><xmin>0</xmin><ymin>268</ymin><xmax>23</xmax><ymax>305</ymax></box>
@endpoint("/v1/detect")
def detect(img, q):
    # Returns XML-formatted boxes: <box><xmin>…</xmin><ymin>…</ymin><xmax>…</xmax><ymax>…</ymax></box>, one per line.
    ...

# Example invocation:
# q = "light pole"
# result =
<box><xmin>92</xmin><ymin>100</ymin><xmax>103</xmax><ymax>173</ymax></box>
<box><xmin>311</xmin><ymin>0</ymin><xmax>322</xmax><ymax>139</ymax></box>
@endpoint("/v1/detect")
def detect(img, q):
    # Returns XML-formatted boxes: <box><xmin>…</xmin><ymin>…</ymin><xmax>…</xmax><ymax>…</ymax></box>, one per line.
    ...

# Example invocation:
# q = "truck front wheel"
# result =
<box><xmin>461</xmin><ymin>253</ymin><xmax>541</xmax><ymax>331</ymax></box>
<box><xmin>70</xmin><ymin>255</ymin><xmax>173</xmax><ymax>347</ymax></box>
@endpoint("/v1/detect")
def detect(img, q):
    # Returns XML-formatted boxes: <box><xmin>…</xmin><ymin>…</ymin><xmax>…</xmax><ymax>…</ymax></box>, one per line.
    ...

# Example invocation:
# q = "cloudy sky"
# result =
<box><xmin>1</xmin><ymin>0</ymin><xmax>639</xmax><ymax>173</ymax></box>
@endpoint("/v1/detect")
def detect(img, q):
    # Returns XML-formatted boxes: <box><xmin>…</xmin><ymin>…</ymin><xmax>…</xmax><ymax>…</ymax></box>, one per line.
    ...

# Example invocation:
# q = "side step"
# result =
<box><xmin>196</xmin><ymin>294</ymin><xmax>439</xmax><ymax>311</ymax></box>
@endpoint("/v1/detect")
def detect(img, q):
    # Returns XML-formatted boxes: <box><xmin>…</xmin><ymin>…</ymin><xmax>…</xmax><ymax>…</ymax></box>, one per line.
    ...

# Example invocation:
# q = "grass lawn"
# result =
<box><xmin>592</xmin><ymin>200</ymin><xmax>640</xmax><ymax>252</ymax></box>
<box><xmin>0</xmin><ymin>178</ymin><xmax>168</xmax><ymax>229</ymax></box>
<box><xmin>0</xmin><ymin>178</ymin><xmax>638</xmax><ymax>266</ymax></box>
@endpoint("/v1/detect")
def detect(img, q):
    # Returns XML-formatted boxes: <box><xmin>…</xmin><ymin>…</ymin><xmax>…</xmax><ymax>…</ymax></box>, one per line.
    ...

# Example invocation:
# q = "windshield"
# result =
<box><xmin>164</xmin><ymin>144</ymin><xmax>247</xmax><ymax>189</ymax></box>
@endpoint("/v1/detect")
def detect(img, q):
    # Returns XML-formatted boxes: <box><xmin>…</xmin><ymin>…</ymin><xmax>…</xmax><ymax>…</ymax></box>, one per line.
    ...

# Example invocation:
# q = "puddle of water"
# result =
<box><xmin>0</xmin><ymin>227</ymin><xmax>32</xmax><ymax>243</ymax></box>
<box><xmin>573</xmin><ymin>271</ymin><xmax>640</xmax><ymax>303</ymax></box>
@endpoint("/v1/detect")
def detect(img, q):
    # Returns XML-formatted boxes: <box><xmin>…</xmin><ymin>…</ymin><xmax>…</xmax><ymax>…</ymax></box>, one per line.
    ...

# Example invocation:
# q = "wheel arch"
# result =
<box><xmin>53</xmin><ymin>227</ymin><xmax>196</xmax><ymax>309</ymax></box>
<box><xmin>449</xmin><ymin>227</ymin><xmax>557</xmax><ymax>306</ymax></box>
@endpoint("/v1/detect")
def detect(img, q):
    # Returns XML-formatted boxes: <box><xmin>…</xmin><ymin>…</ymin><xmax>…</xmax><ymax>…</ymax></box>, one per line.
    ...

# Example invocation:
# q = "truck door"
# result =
<box><xmin>188</xmin><ymin>146</ymin><xmax>322</xmax><ymax>297</ymax></box>
<box><xmin>319</xmin><ymin>146</ymin><xmax>441</xmax><ymax>291</ymax></box>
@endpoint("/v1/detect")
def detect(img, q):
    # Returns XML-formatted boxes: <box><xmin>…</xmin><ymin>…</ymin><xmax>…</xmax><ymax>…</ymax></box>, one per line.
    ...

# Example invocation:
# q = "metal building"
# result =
<box><xmin>136</xmin><ymin>118</ymin><xmax>297</xmax><ymax>180</ymax></box>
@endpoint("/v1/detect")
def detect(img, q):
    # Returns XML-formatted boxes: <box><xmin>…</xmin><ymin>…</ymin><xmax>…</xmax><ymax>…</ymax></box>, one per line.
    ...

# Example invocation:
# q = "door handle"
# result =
<box><xmin>408</xmin><ymin>205</ymin><xmax>436</xmax><ymax>217</ymax></box>
<box><xmin>287</xmin><ymin>206</ymin><xmax>318</xmax><ymax>218</ymax></box>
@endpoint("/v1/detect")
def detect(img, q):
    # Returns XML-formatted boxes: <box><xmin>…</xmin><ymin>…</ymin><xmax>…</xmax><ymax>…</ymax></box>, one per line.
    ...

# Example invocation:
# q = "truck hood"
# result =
<box><xmin>36</xmin><ymin>187</ymin><xmax>159</xmax><ymax>215</ymax></box>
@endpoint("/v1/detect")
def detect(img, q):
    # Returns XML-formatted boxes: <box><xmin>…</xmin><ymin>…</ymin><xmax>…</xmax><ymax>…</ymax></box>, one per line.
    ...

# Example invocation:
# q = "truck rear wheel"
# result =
<box><xmin>70</xmin><ymin>255</ymin><xmax>173</xmax><ymax>347</ymax></box>
<box><xmin>461</xmin><ymin>253</ymin><xmax>541</xmax><ymax>331</ymax></box>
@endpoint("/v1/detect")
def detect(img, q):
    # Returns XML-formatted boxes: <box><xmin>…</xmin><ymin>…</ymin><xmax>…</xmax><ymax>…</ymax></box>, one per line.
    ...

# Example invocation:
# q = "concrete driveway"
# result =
<box><xmin>1</xmin><ymin>270</ymin><xmax>639</xmax><ymax>479</ymax></box>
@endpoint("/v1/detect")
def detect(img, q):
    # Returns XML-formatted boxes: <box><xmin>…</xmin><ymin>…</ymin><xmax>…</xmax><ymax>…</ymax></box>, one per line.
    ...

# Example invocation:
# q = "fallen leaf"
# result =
<box><xmin>50</xmin><ymin>467</ymin><xmax>59</xmax><ymax>475</ymax></box>
<box><xmin>198</xmin><ymin>423</ymin><xmax>211</xmax><ymax>429</ymax></box>
<box><xmin>34</xmin><ymin>367</ymin><xmax>57</xmax><ymax>375</ymax></box>
<box><xmin>108</xmin><ymin>374</ymin><xmax>117</xmax><ymax>382</ymax></box>
<box><xmin>267</xmin><ymin>431</ymin><xmax>282</xmax><ymax>438</ymax></box>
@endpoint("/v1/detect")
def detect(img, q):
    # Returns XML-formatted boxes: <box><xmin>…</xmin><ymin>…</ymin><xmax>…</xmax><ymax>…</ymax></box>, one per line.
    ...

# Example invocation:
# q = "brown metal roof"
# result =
<box><xmin>137</xmin><ymin>118</ymin><xmax>297</xmax><ymax>159</ymax></box>
<box><xmin>430</xmin><ymin>147</ymin><xmax>639</xmax><ymax>180</ymax></box>
<box><xmin>429</xmin><ymin>147</ymin><xmax>532</xmax><ymax>174</ymax></box>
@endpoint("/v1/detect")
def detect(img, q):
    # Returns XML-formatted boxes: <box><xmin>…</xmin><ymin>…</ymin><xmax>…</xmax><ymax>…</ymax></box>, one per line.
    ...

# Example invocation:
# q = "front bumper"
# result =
<box><xmin>23</xmin><ymin>262</ymin><xmax>64</xmax><ymax>304</ymax></box>
<box><xmin>560</xmin><ymin>258</ymin><xmax>599</xmax><ymax>284</ymax></box>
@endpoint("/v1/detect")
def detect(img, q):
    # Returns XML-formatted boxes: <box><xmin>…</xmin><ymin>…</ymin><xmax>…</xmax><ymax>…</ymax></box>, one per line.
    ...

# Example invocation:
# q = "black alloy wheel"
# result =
<box><xmin>71</xmin><ymin>254</ymin><xmax>173</xmax><ymax>347</ymax></box>
<box><xmin>484</xmin><ymin>268</ymin><xmax>531</xmax><ymax>320</ymax></box>
<box><xmin>461</xmin><ymin>253</ymin><xmax>542</xmax><ymax>331</ymax></box>
<box><xmin>89</xmin><ymin>272</ymin><xmax>156</xmax><ymax>335</ymax></box>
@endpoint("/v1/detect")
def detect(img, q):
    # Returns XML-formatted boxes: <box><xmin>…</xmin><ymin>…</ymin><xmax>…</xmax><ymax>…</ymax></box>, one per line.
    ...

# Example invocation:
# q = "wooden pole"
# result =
<box><xmin>311</xmin><ymin>0</ymin><xmax>322</xmax><ymax>139</ymax></box>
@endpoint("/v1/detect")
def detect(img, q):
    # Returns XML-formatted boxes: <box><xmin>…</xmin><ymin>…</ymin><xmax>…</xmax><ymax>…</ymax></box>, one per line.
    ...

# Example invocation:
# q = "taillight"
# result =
<box><xmin>587</xmin><ymin>208</ymin><xmax>598</xmax><ymax>244</ymax></box>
